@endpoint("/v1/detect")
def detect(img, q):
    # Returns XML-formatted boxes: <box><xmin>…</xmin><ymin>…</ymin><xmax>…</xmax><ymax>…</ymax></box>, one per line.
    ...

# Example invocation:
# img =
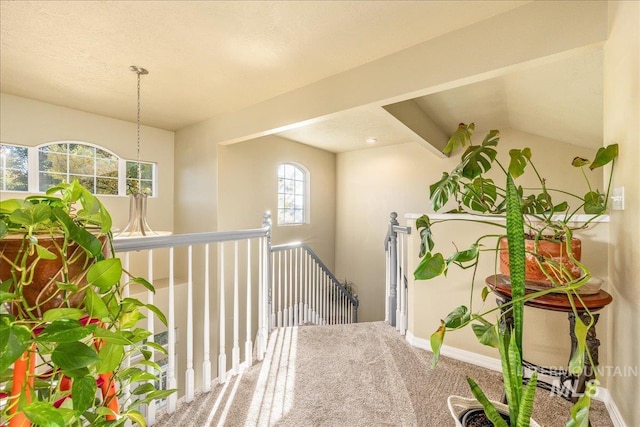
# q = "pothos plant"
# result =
<box><xmin>415</xmin><ymin>124</ymin><xmax>616</xmax><ymax>426</ymax></box>
<box><xmin>0</xmin><ymin>180</ymin><xmax>174</xmax><ymax>427</ymax></box>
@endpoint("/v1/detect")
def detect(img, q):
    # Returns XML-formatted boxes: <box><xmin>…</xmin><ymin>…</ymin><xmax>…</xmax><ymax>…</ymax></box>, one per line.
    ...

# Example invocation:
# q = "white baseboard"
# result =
<box><xmin>404</xmin><ymin>330</ymin><xmax>627</xmax><ymax>427</ymax></box>
<box><xmin>405</xmin><ymin>330</ymin><xmax>502</xmax><ymax>372</ymax></box>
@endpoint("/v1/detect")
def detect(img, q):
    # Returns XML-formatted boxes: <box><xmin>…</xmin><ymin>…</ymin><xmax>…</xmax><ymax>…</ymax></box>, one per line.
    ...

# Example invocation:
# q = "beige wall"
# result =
<box><xmin>218</xmin><ymin>135</ymin><xmax>336</xmax><ymax>269</ymax></box>
<box><xmin>0</xmin><ymin>93</ymin><xmax>175</xmax><ymax>235</ymax></box>
<box><xmin>604</xmin><ymin>1</ymin><xmax>640</xmax><ymax>426</ymax></box>
<box><xmin>335</xmin><ymin>128</ymin><xmax>600</xmax><ymax>323</ymax></box>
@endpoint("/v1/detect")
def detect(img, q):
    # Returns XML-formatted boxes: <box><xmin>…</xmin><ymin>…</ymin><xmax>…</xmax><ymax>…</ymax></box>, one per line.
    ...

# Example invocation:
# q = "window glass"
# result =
<box><xmin>277</xmin><ymin>163</ymin><xmax>307</xmax><ymax>225</ymax></box>
<box><xmin>126</xmin><ymin>160</ymin><xmax>155</xmax><ymax>195</ymax></box>
<box><xmin>0</xmin><ymin>144</ymin><xmax>29</xmax><ymax>191</ymax></box>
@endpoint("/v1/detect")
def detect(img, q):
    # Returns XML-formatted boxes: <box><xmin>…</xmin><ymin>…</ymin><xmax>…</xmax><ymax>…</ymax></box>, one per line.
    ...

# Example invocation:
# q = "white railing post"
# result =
<box><xmin>245</xmin><ymin>239</ymin><xmax>252</xmax><ymax>366</ymax></box>
<box><xmin>146</xmin><ymin>251</ymin><xmax>156</xmax><ymax>423</ymax></box>
<box><xmin>218</xmin><ymin>244</ymin><xmax>227</xmax><ymax>384</ymax></box>
<box><xmin>232</xmin><ymin>241</ymin><xmax>240</xmax><ymax>374</ymax></box>
<box><xmin>203</xmin><ymin>244</ymin><xmax>212</xmax><ymax>391</ymax></box>
<box><xmin>186</xmin><ymin>246</ymin><xmax>195</xmax><ymax>401</ymax></box>
<box><xmin>167</xmin><ymin>248</ymin><xmax>177</xmax><ymax>413</ymax></box>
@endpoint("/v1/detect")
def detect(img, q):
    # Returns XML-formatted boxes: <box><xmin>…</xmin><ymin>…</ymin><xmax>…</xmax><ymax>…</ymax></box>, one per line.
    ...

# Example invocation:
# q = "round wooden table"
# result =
<box><xmin>485</xmin><ymin>275</ymin><xmax>613</xmax><ymax>403</ymax></box>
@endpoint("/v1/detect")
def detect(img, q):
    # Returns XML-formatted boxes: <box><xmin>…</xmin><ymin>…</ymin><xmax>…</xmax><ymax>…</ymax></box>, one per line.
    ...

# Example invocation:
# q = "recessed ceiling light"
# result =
<box><xmin>366</xmin><ymin>137</ymin><xmax>378</xmax><ymax>145</ymax></box>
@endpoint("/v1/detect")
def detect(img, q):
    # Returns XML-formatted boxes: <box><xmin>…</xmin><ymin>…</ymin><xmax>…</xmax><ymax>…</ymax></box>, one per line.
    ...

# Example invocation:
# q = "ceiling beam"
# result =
<box><xmin>179</xmin><ymin>1</ymin><xmax>608</xmax><ymax>148</ymax></box>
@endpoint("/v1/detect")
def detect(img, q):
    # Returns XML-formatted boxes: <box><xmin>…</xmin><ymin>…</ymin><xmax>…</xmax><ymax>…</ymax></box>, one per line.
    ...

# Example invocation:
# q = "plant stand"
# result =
<box><xmin>486</xmin><ymin>274</ymin><xmax>613</xmax><ymax>402</ymax></box>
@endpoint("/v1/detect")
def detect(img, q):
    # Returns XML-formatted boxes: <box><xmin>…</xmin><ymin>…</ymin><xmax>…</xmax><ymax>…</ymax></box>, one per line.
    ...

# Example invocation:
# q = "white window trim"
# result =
<box><xmin>277</xmin><ymin>162</ymin><xmax>310</xmax><ymax>226</ymax></box>
<box><xmin>0</xmin><ymin>140</ymin><xmax>157</xmax><ymax>197</ymax></box>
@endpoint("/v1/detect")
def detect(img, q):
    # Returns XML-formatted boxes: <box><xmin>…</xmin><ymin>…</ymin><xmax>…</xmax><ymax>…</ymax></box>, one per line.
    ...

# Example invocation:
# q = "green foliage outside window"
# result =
<box><xmin>0</xmin><ymin>144</ymin><xmax>28</xmax><ymax>191</ymax></box>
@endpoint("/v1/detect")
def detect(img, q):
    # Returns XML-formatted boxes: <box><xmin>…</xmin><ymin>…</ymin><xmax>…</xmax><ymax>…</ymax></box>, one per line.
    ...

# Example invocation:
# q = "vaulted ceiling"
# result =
<box><xmin>0</xmin><ymin>1</ymin><xmax>603</xmax><ymax>153</ymax></box>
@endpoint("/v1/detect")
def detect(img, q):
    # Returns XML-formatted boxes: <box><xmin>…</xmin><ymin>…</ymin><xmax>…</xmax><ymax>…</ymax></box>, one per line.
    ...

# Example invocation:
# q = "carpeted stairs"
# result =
<box><xmin>154</xmin><ymin>322</ymin><xmax>614</xmax><ymax>426</ymax></box>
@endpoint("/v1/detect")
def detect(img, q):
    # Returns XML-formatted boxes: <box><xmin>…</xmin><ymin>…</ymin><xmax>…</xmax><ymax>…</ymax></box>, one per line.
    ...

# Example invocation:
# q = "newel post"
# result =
<box><xmin>387</xmin><ymin>212</ymin><xmax>399</xmax><ymax>327</ymax></box>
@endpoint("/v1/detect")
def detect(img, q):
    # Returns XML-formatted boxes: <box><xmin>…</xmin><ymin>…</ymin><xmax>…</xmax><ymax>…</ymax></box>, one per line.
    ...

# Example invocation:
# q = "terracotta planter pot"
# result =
<box><xmin>0</xmin><ymin>234</ymin><xmax>108</xmax><ymax>318</ymax></box>
<box><xmin>499</xmin><ymin>236</ymin><xmax>582</xmax><ymax>284</ymax></box>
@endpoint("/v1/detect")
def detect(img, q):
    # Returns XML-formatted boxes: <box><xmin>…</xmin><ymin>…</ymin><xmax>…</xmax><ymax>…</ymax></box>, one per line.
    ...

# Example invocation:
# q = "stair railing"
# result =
<box><xmin>112</xmin><ymin>213</ymin><xmax>272</xmax><ymax>424</ymax></box>
<box><xmin>270</xmin><ymin>242</ymin><xmax>359</xmax><ymax>328</ymax></box>
<box><xmin>384</xmin><ymin>212</ymin><xmax>411</xmax><ymax>335</ymax></box>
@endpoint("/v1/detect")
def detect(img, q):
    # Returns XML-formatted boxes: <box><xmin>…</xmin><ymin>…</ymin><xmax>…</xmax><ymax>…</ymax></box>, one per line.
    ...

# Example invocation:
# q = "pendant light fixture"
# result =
<box><xmin>118</xmin><ymin>65</ymin><xmax>156</xmax><ymax>237</ymax></box>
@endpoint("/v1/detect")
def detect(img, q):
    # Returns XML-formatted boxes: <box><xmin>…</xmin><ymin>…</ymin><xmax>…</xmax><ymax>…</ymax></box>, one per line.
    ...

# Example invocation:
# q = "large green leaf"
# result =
<box><xmin>471</xmin><ymin>319</ymin><xmax>499</xmax><ymax>348</ymax></box>
<box><xmin>443</xmin><ymin>122</ymin><xmax>475</xmax><ymax>154</ymax></box>
<box><xmin>51</xmin><ymin>342</ymin><xmax>100</xmax><ymax>370</ymax></box>
<box><xmin>583</xmin><ymin>191</ymin><xmax>605</xmax><ymax>214</ymax></box>
<box><xmin>52</xmin><ymin>207</ymin><xmax>103</xmax><ymax>258</ymax></box>
<box><xmin>0</xmin><ymin>319</ymin><xmax>32</xmax><ymax>372</ymax></box>
<box><xmin>9</xmin><ymin>203</ymin><xmax>52</xmax><ymax>228</ymax></box>
<box><xmin>459</xmin><ymin>130</ymin><xmax>499</xmax><ymax>180</ymax></box>
<box><xmin>461</xmin><ymin>178</ymin><xmax>498</xmax><ymax>213</ymax></box>
<box><xmin>568</xmin><ymin>314</ymin><xmax>589</xmax><ymax>375</ymax></box>
<box><xmin>72</xmin><ymin>375</ymin><xmax>97</xmax><ymax>414</ymax></box>
<box><xmin>87</xmin><ymin>258</ymin><xmax>123</xmax><ymax>293</ymax></box>
<box><xmin>414</xmin><ymin>252</ymin><xmax>445</xmax><ymax>280</ymax></box>
<box><xmin>508</xmin><ymin>148</ymin><xmax>531</xmax><ymax>178</ymax></box>
<box><xmin>85</xmin><ymin>287</ymin><xmax>110</xmax><ymax>320</ymax></box>
<box><xmin>42</xmin><ymin>308</ymin><xmax>84</xmax><ymax>322</ymax></box>
<box><xmin>416</xmin><ymin>215</ymin><xmax>434</xmax><ymax>255</ymax></box>
<box><xmin>429</xmin><ymin>172</ymin><xmax>460</xmax><ymax>212</ymax></box>
<box><xmin>23</xmin><ymin>401</ymin><xmax>66</xmax><ymax>427</ymax></box>
<box><xmin>92</xmin><ymin>327</ymin><xmax>133</xmax><ymax>345</ymax></box>
<box><xmin>567</xmin><ymin>382</ymin><xmax>595</xmax><ymax>427</ymax></box>
<box><xmin>97</xmin><ymin>341</ymin><xmax>125</xmax><ymax>374</ymax></box>
<box><xmin>430</xmin><ymin>321</ymin><xmax>446</xmax><ymax>368</ymax></box>
<box><xmin>442</xmin><ymin>305</ymin><xmax>470</xmax><ymax>329</ymax></box>
<box><xmin>35</xmin><ymin>319</ymin><xmax>95</xmax><ymax>343</ymax></box>
<box><xmin>589</xmin><ymin>143</ymin><xmax>618</xmax><ymax>170</ymax></box>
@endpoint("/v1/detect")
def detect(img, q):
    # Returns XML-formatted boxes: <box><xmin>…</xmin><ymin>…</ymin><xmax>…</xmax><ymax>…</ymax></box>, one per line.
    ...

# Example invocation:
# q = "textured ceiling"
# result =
<box><xmin>0</xmin><ymin>1</ymin><xmax>526</xmax><ymax>131</ymax></box>
<box><xmin>1</xmin><ymin>1</ymin><xmax>602</xmax><ymax>154</ymax></box>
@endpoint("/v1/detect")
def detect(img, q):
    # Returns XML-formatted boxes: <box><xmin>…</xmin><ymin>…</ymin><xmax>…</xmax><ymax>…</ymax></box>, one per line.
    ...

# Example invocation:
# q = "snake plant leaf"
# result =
<box><xmin>0</xmin><ymin>320</ymin><xmax>31</xmax><ymax>372</ymax></box>
<box><xmin>23</xmin><ymin>401</ymin><xmax>66</xmax><ymax>427</ymax></box>
<box><xmin>569</xmin><ymin>314</ymin><xmax>590</xmax><ymax>374</ymax></box>
<box><xmin>583</xmin><ymin>191</ymin><xmax>605</xmax><ymax>214</ymax></box>
<box><xmin>460</xmin><ymin>133</ymin><xmax>499</xmax><ymax>180</ymax></box>
<box><xmin>506</xmin><ymin>174</ymin><xmax>525</xmax><ymax>352</ymax></box>
<box><xmin>87</xmin><ymin>258</ymin><xmax>123</xmax><ymax>293</ymax></box>
<box><xmin>508</xmin><ymin>148</ymin><xmax>531</xmax><ymax>178</ymax></box>
<box><xmin>72</xmin><ymin>375</ymin><xmax>97</xmax><ymax>414</ymax></box>
<box><xmin>516</xmin><ymin>370</ymin><xmax>538</xmax><ymax>427</ymax></box>
<box><xmin>414</xmin><ymin>252</ymin><xmax>445</xmax><ymax>280</ymax></box>
<box><xmin>589</xmin><ymin>143</ymin><xmax>618</xmax><ymax>170</ymax></box>
<box><xmin>443</xmin><ymin>122</ymin><xmax>475</xmax><ymax>154</ymax></box>
<box><xmin>430</xmin><ymin>320</ymin><xmax>446</xmax><ymax>368</ymax></box>
<box><xmin>466</xmin><ymin>377</ymin><xmax>509</xmax><ymax>427</ymax></box>
<box><xmin>429</xmin><ymin>172</ymin><xmax>460</xmax><ymax>212</ymax></box>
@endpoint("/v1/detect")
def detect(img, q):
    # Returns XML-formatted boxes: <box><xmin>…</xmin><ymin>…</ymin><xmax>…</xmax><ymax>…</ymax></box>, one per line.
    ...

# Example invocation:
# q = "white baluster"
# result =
<box><xmin>245</xmin><ymin>239</ymin><xmax>252</xmax><ymax>366</ymax></box>
<box><xmin>167</xmin><ymin>247</ymin><xmax>177</xmax><ymax>413</ymax></box>
<box><xmin>283</xmin><ymin>250</ymin><xmax>288</xmax><ymax>327</ymax></box>
<box><xmin>232</xmin><ymin>241</ymin><xmax>240</xmax><ymax>374</ymax></box>
<box><xmin>121</xmin><ymin>253</ymin><xmax>132</xmax><ymax>407</ymax></box>
<box><xmin>203</xmin><ymin>244</ymin><xmax>212</xmax><ymax>391</ymax></box>
<box><xmin>271</xmin><ymin>251</ymin><xmax>276</xmax><ymax>330</ymax></box>
<box><xmin>293</xmin><ymin>248</ymin><xmax>299</xmax><ymax>326</ymax></box>
<box><xmin>277</xmin><ymin>251</ymin><xmax>282</xmax><ymax>328</ymax></box>
<box><xmin>257</xmin><ymin>238</ymin><xmax>265</xmax><ymax>360</ymax></box>
<box><xmin>186</xmin><ymin>246</ymin><xmax>195</xmax><ymax>400</ymax></box>
<box><xmin>147</xmin><ymin>250</ymin><xmax>156</xmax><ymax>423</ymax></box>
<box><xmin>385</xmin><ymin>248</ymin><xmax>390</xmax><ymax>324</ymax></box>
<box><xmin>219</xmin><ymin>243</ymin><xmax>227</xmax><ymax>384</ymax></box>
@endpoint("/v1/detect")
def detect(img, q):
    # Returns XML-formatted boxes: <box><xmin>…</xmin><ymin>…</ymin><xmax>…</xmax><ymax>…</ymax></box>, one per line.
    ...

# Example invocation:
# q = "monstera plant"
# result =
<box><xmin>0</xmin><ymin>180</ymin><xmax>173</xmax><ymax>427</ymax></box>
<box><xmin>415</xmin><ymin>124</ymin><xmax>616</xmax><ymax>426</ymax></box>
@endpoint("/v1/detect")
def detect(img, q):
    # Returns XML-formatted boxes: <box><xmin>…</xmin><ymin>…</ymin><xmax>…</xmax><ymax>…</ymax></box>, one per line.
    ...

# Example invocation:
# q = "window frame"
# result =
<box><xmin>0</xmin><ymin>140</ymin><xmax>157</xmax><ymax>197</ymax></box>
<box><xmin>277</xmin><ymin>162</ymin><xmax>310</xmax><ymax>226</ymax></box>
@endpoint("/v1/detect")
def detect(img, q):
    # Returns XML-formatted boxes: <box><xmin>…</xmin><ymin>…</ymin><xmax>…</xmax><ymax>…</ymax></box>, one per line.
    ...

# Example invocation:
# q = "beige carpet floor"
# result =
<box><xmin>154</xmin><ymin>322</ymin><xmax>614</xmax><ymax>427</ymax></box>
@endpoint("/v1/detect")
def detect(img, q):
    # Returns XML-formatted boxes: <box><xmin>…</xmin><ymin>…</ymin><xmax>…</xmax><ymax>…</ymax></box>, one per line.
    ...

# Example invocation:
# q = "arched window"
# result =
<box><xmin>277</xmin><ymin>163</ymin><xmax>309</xmax><ymax>225</ymax></box>
<box><xmin>0</xmin><ymin>141</ymin><xmax>155</xmax><ymax>196</ymax></box>
<box><xmin>38</xmin><ymin>142</ymin><xmax>119</xmax><ymax>194</ymax></box>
